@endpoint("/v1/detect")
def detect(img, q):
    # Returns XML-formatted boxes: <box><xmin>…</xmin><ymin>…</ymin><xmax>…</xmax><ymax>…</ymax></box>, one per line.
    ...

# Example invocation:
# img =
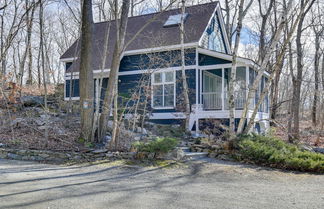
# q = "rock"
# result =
<box><xmin>134</xmin><ymin>136</ymin><xmax>141</xmax><ymax>141</ymax></box>
<box><xmin>313</xmin><ymin>147</ymin><xmax>324</xmax><ymax>154</ymax></box>
<box><xmin>208</xmin><ymin>152</ymin><xmax>218</xmax><ymax>158</ymax></box>
<box><xmin>0</xmin><ymin>143</ymin><xmax>5</xmax><ymax>148</ymax></box>
<box><xmin>203</xmin><ymin>149</ymin><xmax>210</xmax><ymax>153</ymax></box>
<box><xmin>106</xmin><ymin>153</ymin><xmax>114</xmax><ymax>157</ymax></box>
<box><xmin>175</xmin><ymin>148</ymin><xmax>185</xmax><ymax>160</ymax></box>
<box><xmin>34</xmin><ymin>119</ymin><xmax>46</xmax><ymax>126</ymax></box>
<box><xmin>38</xmin><ymin>153</ymin><xmax>50</xmax><ymax>158</ymax></box>
<box><xmin>142</xmin><ymin>128</ymin><xmax>148</xmax><ymax>135</ymax></box>
<box><xmin>17</xmin><ymin>150</ymin><xmax>27</xmax><ymax>155</ymax></box>
<box><xmin>30</xmin><ymin>156</ymin><xmax>44</xmax><ymax>161</ymax></box>
<box><xmin>147</xmin><ymin>153</ymin><xmax>155</xmax><ymax>160</ymax></box>
<box><xmin>20</xmin><ymin>96</ymin><xmax>44</xmax><ymax>106</ymax></box>
<box><xmin>211</xmin><ymin>144</ymin><xmax>221</xmax><ymax>150</ymax></box>
<box><xmin>22</xmin><ymin>156</ymin><xmax>31</xmax><ymax>161</ymax></box>
<box><xmin>11</xmin><ymin>118</ymin><xmax>25</xmax><ymax>126</ymax></box>
<box><xmin>38</xmin><ymin>126</ymin><xmax>47</xmax><ymax>130</ymax></box>
<box><xmin>73</xmin><ymin>155</ymin><xmax>82</xmax><ymax>160</ymax></box>
<box><xmin>7</xmin><ymin>153</ymin><xmax>22</xmax><ymax>160</ymax></box>
<box><xmin>217</xmin><ymin>154</ymin><xmax>231</xmax><ymax>161</ymax></box>
<box><xmin>92</xmin><ymin>149</ymin><xmax>108</xmax><ymax>154</ymax></box>
<box><xmin>121</xmin><ymin>152</ymin><xmax>136</xmax><ymax>159</ymax></box>
<box><xmin>300</xmin><ymin>145</ymin><xmax>314</xmax><ymax>152</ymax></box>
<box><xmin>136</xmin><ymin>127</ymin><xmax>142</xmax><ymax>133</ymax></box>
<box><xmin>56</xmin><ymin>129</ymin><xmax>66</xmax><ymax>135</ymax></box>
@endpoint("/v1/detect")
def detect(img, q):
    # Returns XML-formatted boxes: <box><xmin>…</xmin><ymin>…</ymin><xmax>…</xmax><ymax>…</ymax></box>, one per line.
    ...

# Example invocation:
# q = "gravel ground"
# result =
<box><xmin>0</xmin><ymin>158</ymin><xmax>323</xmax><ymax>209</ymax></box>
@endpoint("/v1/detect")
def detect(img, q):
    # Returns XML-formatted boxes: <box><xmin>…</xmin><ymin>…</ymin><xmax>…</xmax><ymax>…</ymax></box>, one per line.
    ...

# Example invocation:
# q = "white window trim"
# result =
<box><xmin>151</xmin><ymin>70</ymin><xmax>176</xmax><ymax>109</ymax></box>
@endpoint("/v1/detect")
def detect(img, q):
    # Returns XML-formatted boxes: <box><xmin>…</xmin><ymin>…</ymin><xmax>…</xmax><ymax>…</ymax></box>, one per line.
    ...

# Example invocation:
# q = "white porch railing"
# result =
<box><xmin>224</xmin><ymin>91</ymin><xmax>246</xmax><ymax>109</ymax></box>
<box><xmin>202</xmin><ymin>92</ymin><xmax>222</xmax><ymax>110</ymax></box>
<box><xmin>202</xmin><ymin>91</ymin><xmax>246</xmax><ymax>110</ymax></box>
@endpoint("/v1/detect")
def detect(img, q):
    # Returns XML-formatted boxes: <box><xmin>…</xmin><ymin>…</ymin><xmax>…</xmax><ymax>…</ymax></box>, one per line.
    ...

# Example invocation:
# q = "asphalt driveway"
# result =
<box><xmin>0</xmin><ymin>158</ymin><xmax>323</xmax><ymax>209</ymax></box>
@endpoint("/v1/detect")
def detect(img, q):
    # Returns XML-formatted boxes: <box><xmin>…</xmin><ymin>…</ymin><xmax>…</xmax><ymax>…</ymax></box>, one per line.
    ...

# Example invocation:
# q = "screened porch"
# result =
<box><xmin>200</xmin><ymin>66</ymin><xmax>269</xmax><ymax>113</ymax></box>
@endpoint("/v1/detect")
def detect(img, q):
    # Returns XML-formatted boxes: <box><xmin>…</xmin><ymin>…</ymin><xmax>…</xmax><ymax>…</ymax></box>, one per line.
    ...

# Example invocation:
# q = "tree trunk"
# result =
<box><xmin>99</xmin><ymin>0</ymin><xmax>130</xmax><ymax>142</ymax></box>
<box><xmin>39</xmin><ymin>0</ymin><xmax>48</xmax><ymax>142</ymax></box>
<box><xmin>229</xmin><ymin>0</ymin><xmax>245</xmax><ymax>138</ymax></box>
<box><xmin>311</xmin><ymin>33</ymin><xmax>320</xmax><ymax>126</ymax></box>
<box><xmin>26</xmin><ymin>1</ymin><xmax>36</xmax><ymax>85</ymax></box>
<box><xmin>237</xmin><ymin>0</ymin><xmax>294</xmax><ymax>134</ymax></box>
<box><xmin>180</xmin><ymin>0</ymin><xmax>191</xmax><ymax>131</ymax></box>
<box><xmin>79</xmin><ymin>0</ymin><xmax>94</xmax><ymax>142</ymax></box>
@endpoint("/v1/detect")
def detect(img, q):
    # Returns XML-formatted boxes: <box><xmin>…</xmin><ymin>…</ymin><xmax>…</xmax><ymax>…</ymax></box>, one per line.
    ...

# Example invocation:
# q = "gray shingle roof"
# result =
<box><xmin>61</xmin><ymin>1</ymin><xmax>219</xmax><ymax>72</ymax></box>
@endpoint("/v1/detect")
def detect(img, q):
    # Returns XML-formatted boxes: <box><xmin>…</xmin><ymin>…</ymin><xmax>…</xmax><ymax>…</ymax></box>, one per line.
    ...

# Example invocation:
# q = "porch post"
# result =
<box><xmin>195</xmin><ymin>48</ymin><xmax>199</xmax><ymax>133</ymax></box>
<box><xmin>221</xmin><ymin>68</ymin><xmax>224</xmax><ymax>110</ymax></box>
<box><xmin>246</xmin><ymin>66</ymin><xmax>249</xmax><ymax>109</ymax></box>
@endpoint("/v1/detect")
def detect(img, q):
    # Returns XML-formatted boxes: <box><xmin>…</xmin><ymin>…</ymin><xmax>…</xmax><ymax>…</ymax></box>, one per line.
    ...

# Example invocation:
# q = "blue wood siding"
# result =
<box><xmin>120</xmin><ymin>48</ymin><xmax>196</xmax><ymax>72</ymax></box>
<box><xmin>65</xmin><ymin>79</ymin><xmax>79</xmax><ymax>97</ymax></box>
<box><xmin>149</xmin><ymin>119</ymin><xmax>183</xmax><ymax>125</ymax></box>
<box><xmin>198</xmin><ymin>53</ymin><xmax>231</xmax><ymax>65</ymax></box>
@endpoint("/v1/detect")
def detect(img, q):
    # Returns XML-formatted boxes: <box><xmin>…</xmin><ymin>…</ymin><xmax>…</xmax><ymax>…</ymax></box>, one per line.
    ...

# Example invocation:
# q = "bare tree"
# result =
<box><xmin>99</xmin><ymin>0</ymin><xmax>131</xmax><ymax>141</ymax></box>
<box><xmin>310</xmin><ymin>4</ymin><xmax>323</xmax><ymax>126</ymax></box>
<box><xmin>79</xmin><ymin>0</ymin><xmax>95</xmax><ymax>142</ymax></box>
<box><xmin>290</xmin><ymin>0</ymin><xmax>316</xmax><ymax>141</ymax></box>
<box><xmin>236</xmin><ymin>0</ymin><xmax>295</xmax><ymax>134</ymax></box>
<box><xmin>228</xmin><ymin>0</ymin><xmax>253</xmax><ymax>138</ymax></box>
<box><xmin>180</xmin><ymin>0</ymin><xmax>191</xmax><ymax>130</ymax></box>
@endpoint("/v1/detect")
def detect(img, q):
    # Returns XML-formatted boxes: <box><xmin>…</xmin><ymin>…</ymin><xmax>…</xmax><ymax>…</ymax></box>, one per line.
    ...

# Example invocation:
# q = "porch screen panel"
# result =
<box><xmin>202</xmin><ymin>69</ymin><xmax>222</xmax><ymax>110</ymax></box>
<box><xmin>235</xmin><ymin>67</ymin><xmax>246</xmax><ymax>109</ymax></box>
<box><xmin>224</xmin><ymin>67</ymin><xmax>246</xmax><ymax>110</ymax></box>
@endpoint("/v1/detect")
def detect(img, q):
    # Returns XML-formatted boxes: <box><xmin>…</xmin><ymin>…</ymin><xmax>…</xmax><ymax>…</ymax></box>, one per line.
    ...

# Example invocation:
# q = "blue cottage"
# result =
<box><xmin>60</xmin><ymin>2</ymin><xmax>270</xmax><ymax>133</ymax></box>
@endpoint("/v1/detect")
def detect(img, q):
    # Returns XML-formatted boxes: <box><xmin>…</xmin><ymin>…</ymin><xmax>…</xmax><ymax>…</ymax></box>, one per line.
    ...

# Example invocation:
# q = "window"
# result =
<box><xmin>152</xmin><ymin>71</ymin><xmax>175</xmax><ymax>108</ymax></box>
<box><xmin>65</xmin><ymin>62</ymin><xmax>72</xmax><ymax>71</ymax></box>
<box><xmin>164</xmin><ymin>13</ymin><xmax>188</xmax><ymax>27</ymax></box>
<box><xmin>65</xmin><ymin>79</ymin><xmax>79</xmax><ymax>98</ymax></box>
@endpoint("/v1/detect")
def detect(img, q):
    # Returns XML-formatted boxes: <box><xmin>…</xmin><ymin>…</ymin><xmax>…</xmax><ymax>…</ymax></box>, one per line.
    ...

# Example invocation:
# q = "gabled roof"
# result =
<box><xmin>61</xmin><ymin>1</ymin><xmax>219</xmax><ymax>73</ymax></box>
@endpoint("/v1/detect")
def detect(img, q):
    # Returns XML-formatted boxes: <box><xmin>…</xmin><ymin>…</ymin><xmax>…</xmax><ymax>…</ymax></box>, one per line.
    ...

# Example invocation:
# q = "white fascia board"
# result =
<box><xmin>198</xmin><ymin>3</ymin><xmax>218</xmax><ymax>47</ymax></box>
<box><xmin>197</xmin><ymin>3</ymin><xmax>232</xmax><ymax>55</ymax></box>
<box><xmin>65</xmin><ymin>69</ymin><xmax>110</xmax><ymax>77</ymax></box>
<box><xmin>61</xmin><ymin>43</ymin><xmax>198</xmax><ymax>64</ymax></box>
<box><xmin>216</xmin><ymin>5</ymin><xmax>232</xmax><ymax>54</ymax></box>
<box><xmin>60</xmin><ymin>57</ymin><xmax>78</xmax><ymax>62</ymax></box>
<box><xmin>149</xmin><ymin>112</ymin><xmax>186</xmax><ymax>119</ymax></box>
<box><xmin>64</xmin><ymin>97</ymin><xmax>80</xmax><ymax>101</ymax></box>
<box><xmin>198</xmin><ymin>48</ymin><xmax>256</xmax><ymax>66</ymax></box>
<box><xmin>123</xmin><ymin>43</ymin><xmax>198</xmax><ymax>56</ymax></box>
<box><xmin>64</xmin><ymin>65</ymin><xmax>197</xmax><ymax>79</ymax></box>
<box><xmin>197</xmin><ymin>48</ymin><xmax>270</xmax><ymax>76</ymax></box>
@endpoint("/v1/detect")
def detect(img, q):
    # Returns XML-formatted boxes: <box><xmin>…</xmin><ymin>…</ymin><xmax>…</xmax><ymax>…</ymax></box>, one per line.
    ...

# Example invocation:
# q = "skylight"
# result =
<box><xmin>164</xmin><ymin>13</ymin><xmax>188</xmax><ymax>27</ymax></box>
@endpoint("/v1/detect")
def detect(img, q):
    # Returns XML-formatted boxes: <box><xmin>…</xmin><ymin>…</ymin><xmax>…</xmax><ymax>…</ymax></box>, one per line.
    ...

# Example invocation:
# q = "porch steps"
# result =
<box><xmin>178</xmin><ymin>146</ymin><xmax>208</xmax><ymax>160</ymax></box>
<box><xmin>184</xmin><ymin>152</ymin><xmax>208</xmax><ymax>159</ymax></box>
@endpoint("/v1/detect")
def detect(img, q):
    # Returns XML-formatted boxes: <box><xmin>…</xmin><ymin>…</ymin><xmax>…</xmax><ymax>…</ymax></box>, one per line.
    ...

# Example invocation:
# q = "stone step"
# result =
<box><xmin>178</xmin><ymin>146</ymin><xmax>190</xmax><ymax>152</ymax></box>
<box><xmin>184</xmin><ymin>152</ymin><xmax>208</xmax><ymax>159</ymax></box>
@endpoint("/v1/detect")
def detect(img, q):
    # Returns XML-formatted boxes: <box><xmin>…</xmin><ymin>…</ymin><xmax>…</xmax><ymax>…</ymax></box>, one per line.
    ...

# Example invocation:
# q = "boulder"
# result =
<box><xmin>300</xmin><ymin>145</ymin><xmax>314</xmax><ymax>152</ymax></box>
<box><xmin>11</xmin><ymin>118</ymin><xmax>25</xmax><ymax>126</ymax></box>
<box><xmin>313</xmin><ymin>147</ymin><xmax>324</xmax><ymax>154</ymax></box>
<box><xmin>175</xmin><ymin>148</ymin><xmax>185</xmax><ymax>160</ymax></box>
<box><xmin>20</xmin><ymin>96</ymin><xmax>44</xmax><ymax>106</ymax></box>
<box><xmin>92</xmin><ymin>149</ymin><xmax>108</xmax><ymax>154</ymax></box>
<box><xmin>7</xmin><ymin>153</ymin><xmax>22</xmax><ymax>160</ymax></box>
